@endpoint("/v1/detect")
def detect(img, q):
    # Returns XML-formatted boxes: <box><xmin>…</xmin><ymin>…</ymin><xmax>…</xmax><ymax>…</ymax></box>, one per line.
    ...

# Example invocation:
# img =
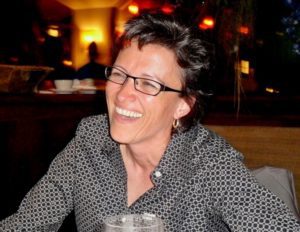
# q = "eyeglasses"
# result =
<box><xmin>105</xmin><ymin>66</ymin><xmax>183</xmax><ymax>96</ymax></box>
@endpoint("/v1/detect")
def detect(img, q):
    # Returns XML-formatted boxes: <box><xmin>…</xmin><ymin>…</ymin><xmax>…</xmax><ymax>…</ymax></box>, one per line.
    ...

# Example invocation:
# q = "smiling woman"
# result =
<box><xmin>0</xmin><ymin>12</ymin><xmax>299</xmax><ymax>232</ymax></box>
<box><xmin>105</xmin><ymin>41</ymin><xmax>192</xmax><ymax>194</ymax></box>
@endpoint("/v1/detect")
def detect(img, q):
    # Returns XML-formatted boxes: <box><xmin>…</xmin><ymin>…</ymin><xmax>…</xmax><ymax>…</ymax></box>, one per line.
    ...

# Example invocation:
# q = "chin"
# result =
<box><xmin>109</xmin><ymin>127</ymin><xmax>132</xmax><ymax>144</ymax></box>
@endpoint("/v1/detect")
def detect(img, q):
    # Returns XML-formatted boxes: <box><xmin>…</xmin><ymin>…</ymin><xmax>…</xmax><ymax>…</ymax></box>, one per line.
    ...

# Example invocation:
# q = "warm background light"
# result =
<box><xmin>47</xmin><ymin>25</ymin><xmax>60</xmax><ymax>37</ymax></box>
<box><xmin>241</xmin><ymin>60</ymin><xmax>250</xmax><ymax>75</ymax></box>
<box><xmin>239</xmin><ymin>26</ymin><xmax>249</xmax><ymax>35</ymax></box>
<box><xmin>81</xmin><ymin>30</ymin><xmax>103</xmax><ymax>44</ymax></box>
<box><xmin>198</xmin><ymin>16</ymin><xmax>215</xmax><ymax>30</ymax></box>
<box><xmin>161</xmin><ymin>3</ymin><xmax>174</xmax><ymax>14</ymax></box>
<box><xmin>128</xmin><ymin>2</ymin><xmax>139</xmax><ymax>15</ymax></box>
<box><xmin>62</xmin><ymin>59</ymin><xmax>73</xmax><ymax>66</ymax></box>
<box><xmin>72</xmin><ymin>8</ymin><xmax>113</xmax><ymax>68</ymax></box>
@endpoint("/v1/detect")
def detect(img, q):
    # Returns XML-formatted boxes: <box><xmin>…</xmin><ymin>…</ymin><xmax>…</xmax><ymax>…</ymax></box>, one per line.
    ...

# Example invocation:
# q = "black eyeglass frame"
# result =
<box><xmin>105</xmin><ymin>66</ymin><xmax>183</xmax><ymax>96</ymax></box>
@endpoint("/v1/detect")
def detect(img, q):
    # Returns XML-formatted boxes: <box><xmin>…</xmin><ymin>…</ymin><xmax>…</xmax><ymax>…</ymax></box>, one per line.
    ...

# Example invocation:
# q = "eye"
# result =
<box><xmin>139</xmin><ymin>79</ymin><xmax>160</xmax><ymax>91</ymax></box>
<box><xmin>110</xmin><ymin>69</ymin><xmax>126</xmax><ymax>82</ymax></box>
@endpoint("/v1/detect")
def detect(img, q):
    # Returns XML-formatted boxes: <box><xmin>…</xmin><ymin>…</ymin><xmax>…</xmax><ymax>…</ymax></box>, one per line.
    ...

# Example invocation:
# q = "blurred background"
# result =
<box><xmin>0</xmin><ymin>0</ymin><xmax>300</xmax><ymax>97</ymax></box>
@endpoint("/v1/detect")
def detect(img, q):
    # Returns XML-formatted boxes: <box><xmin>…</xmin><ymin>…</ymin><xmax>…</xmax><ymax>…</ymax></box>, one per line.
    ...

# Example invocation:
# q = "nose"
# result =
<box><xmin>116</xmin><ymin>77</ymin><xmax>137</xmax><ymax>101</ymax></box>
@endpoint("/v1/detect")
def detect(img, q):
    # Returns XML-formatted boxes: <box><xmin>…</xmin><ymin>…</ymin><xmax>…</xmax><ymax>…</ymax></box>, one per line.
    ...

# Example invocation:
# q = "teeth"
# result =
<box><xmin>116</xmin><ymin>107</ymin><xmax>142</xmax><ymax>118</ymax></box>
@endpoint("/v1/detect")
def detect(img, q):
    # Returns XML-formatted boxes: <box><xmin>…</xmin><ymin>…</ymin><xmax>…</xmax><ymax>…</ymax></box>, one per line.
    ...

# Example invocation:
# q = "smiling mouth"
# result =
<box><xmin>115</xmin><ymin>107</ymin><xmax>143</xmax><ymax>118</ymax></box>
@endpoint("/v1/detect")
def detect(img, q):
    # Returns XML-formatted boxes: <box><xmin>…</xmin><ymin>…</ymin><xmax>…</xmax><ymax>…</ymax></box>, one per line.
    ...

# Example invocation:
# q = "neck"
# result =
<box><xmin>120</xmin><ymin>134</ymin><xmax>172</xmax><ymax>206</ymax></box>
<box><xmin>120</xmin><ymin>135</ymin><xmax>170</xmax><ymax>172</ymax></box>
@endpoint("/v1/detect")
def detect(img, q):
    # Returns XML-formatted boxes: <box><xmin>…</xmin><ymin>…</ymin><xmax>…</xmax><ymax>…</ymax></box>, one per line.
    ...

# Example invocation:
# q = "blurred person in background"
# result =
<box><xmin>39</xmin><ymin>36</ymin><xmax>76</xmax><ymax>90</ymax></box>
<box><xmin>76</xmin><ymin>41</ymin><xmax>106</xmax><ymax>80</ymax></box>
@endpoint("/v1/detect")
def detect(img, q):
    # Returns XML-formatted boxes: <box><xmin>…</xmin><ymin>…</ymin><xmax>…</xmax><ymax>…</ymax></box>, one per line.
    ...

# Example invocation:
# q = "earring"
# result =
<box><xmin>172</xmin><ymin>119</ymin><xmax>179</xmax><ymax>129</ymax></box>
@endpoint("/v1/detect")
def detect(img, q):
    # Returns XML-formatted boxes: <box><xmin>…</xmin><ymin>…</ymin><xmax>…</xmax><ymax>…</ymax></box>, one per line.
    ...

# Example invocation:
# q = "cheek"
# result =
<box><xmin>105</xmin><ymin>85</ymin><xmax>118</xmax><ymax>115</ymax></box>
<box><xmin>105</xmin><ymin>83</ymin><xmax>119</xmax><ymax>102</ymax></box>
<box><xmin>146</xmin><ymin>96</ymin><xmax>179</xmax><ymax>120</ymax></box>
<box><xmin>105</xmin><ymin>82</ymin><xmax>116</xmax><ymax>95</ymax></box>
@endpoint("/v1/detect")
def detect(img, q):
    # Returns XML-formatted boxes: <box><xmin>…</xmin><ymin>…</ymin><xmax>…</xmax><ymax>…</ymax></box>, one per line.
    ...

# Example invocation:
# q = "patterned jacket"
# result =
<box><xmin>1</xmin><ymin>114</ymin><xmax>299</xmax><ymax>231</ymax></box>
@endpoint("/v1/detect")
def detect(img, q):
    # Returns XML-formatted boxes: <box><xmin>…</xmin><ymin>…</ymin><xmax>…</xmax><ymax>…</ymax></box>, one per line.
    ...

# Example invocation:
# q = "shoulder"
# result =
<box><xmin>75</xmin><ymin>114</ymin><xmax>118</xmax><ymax>152</ymax></box>
<box><xmin>191</xmin><ymin>124</ymin><xmax>253</xmax><ymax>189</ymax></box>
<box><xmin>169</xmin><ymin>124</ymin><xmax>245</xmax><ymax>177</ymax></box>
<box><xmin>185</xmin><ymin>124</ymin><xmax>252</xmax><ymax>189</ymax></box>
<box><xmin>190</xmin><ymin>124</ymin><xmax>243</xmax><ymax>161</ymax></box>
<box><xmin>76</xmin><ymin>114</ymin><xmax>109</xmax><ymax>138</ymax></box>
<box><xmin>183</xmin><ymin>123</ymin><xmax>245</xmax><ymax>178</ymax></box>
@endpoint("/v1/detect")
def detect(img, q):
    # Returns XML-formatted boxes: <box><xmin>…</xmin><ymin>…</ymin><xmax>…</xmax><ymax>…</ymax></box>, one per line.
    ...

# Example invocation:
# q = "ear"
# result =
<box><xmin>174</xmin><ymin>96</ymin><xmax>195</xmax><ymax>119</ymax></box>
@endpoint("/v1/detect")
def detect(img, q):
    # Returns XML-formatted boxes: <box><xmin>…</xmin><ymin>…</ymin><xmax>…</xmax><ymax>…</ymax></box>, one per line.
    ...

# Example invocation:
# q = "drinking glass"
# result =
<box><xmin>103</xmin><ymin>214</ymin><xmax>164</xmax><ymax>232</ymax></box>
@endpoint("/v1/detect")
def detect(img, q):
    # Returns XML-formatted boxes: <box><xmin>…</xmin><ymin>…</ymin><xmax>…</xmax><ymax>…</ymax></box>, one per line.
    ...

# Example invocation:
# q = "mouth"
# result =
<box><xmin>115</xmin><ymin>106</ymin><xmax>143</xmax><ymax>118</ymax></box>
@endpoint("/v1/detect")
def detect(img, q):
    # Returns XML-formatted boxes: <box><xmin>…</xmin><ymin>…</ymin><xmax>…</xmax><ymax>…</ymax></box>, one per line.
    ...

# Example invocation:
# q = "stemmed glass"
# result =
<box><xmin>103</xmin><ymin>214</ymin><xmax>164</xmax><ymax>232</ymax></box>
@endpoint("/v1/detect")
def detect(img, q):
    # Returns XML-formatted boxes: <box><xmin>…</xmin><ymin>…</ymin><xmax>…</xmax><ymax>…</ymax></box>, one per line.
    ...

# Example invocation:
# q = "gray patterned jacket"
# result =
<box><xmin>1</xmin><ymin>114</ymin><xmax>299</xmax><ymax>231</ymax></box>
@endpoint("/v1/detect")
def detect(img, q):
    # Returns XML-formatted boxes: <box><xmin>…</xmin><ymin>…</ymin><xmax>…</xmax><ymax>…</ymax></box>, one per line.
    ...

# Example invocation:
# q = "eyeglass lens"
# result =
<box><xmin>106</xmin><ymin>67</ymin><xmax>162</xmax><ymax>95</ymax></box>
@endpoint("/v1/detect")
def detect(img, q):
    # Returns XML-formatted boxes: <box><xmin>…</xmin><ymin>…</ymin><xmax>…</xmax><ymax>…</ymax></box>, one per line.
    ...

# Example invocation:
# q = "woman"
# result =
<box><xmin>1</xmin><ymin>13</ymin><xmax>299</xmax><ymax>232</ymax></box>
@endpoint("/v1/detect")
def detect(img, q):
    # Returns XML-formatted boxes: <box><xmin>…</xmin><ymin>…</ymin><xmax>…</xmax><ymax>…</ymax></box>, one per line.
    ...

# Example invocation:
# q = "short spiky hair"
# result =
<box><xmin>113</xmin><ymin>13</ymin><xmax>213</xmax><ymax>132</ymax></box>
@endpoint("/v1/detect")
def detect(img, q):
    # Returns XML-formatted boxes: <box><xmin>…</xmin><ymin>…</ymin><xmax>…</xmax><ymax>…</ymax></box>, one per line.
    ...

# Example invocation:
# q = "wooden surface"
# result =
<box><xmin>205</xmin><ymin>125</ymin><xmax>300</xmax><ymax>206</ymax></box>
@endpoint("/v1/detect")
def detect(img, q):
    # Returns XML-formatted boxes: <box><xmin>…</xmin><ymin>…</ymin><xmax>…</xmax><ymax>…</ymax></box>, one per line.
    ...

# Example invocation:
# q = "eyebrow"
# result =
<box><xmin>113</xmin><ymin>65</ymin><xmax>165</xmax><ymax>84</ymax></box>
